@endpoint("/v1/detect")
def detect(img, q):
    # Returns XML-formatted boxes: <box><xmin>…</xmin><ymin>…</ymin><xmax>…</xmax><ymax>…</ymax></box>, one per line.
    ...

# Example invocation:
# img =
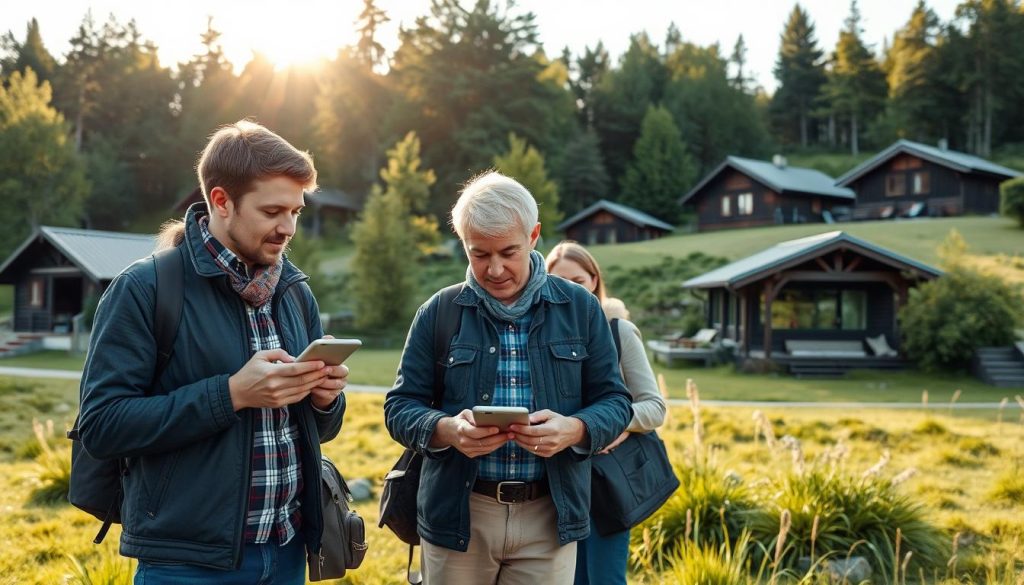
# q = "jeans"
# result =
<box><xmin>133</xmin><ymin>534</ymin><xmax>306</xmax><ymax>585</ymax></box>
<box><xmin>573</xmin><ymin>525</ymin><xmax>629</xmax><ymax>585</ymax></box>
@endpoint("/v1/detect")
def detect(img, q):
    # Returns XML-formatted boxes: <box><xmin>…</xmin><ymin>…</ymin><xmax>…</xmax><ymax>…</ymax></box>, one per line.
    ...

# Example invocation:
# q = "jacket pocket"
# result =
<box><xmin>442</xmin><ymin>346</ymin><xmax>478</xmax><ymax>402</ymax></box>
<box><xmin>139</xmin><ymin>450</ymin><xmax>181</xmax><ymax>518</ymax></box>
<box><xmin>549</xmin><ymin>342</ymin><xmax>588</xmax><ymax>398</ymax></box>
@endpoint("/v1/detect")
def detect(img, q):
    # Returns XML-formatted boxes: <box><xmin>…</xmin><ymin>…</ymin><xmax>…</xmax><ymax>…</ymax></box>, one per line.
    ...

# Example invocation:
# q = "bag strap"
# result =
<box><xmin>431</xmin><ymin>283</ymin><xmax>464</xmax><ymax>408</ymax></box>
<box><xmin>287</xmin><ymin>281</ymin><xmax>311</xmax><ymax>333</ymax></box>
<box><xmin>610</xmin><ymin>318</ymin><xmax>622</xmax><ymax>362</ymax></box>
<box><xmin>153</xmin><ymin>245</ymin><xmax>185</xmax><ymax>384</ymax></box>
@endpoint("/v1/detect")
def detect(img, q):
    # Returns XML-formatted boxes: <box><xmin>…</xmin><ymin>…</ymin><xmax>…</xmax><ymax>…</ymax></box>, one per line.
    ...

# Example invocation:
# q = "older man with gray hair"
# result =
<box><xmin>384</xmin><ymin>171</ymin><xmax>633</xmax><ymax>584</ymax></box>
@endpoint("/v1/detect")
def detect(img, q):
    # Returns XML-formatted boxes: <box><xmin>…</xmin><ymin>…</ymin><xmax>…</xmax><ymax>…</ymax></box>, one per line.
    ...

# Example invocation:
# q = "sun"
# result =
<box><xmin>218</xmin><ymin>4</ymin><xmax>359</xmax><ymax>71</ymax></box>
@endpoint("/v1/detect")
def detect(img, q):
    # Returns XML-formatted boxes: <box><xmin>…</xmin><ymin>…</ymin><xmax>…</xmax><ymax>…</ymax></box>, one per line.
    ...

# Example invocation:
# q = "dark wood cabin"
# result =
<box><xmin>837</xmin><ymin>140</ymin><xmax>1021</xmax><ymax>219</ymax></box>
<box><xmin>0</xmin><ymin>227</ymin><xmax>156</xmax><ymax>333</ymax></box>
<box><xmin>556</xmin><ymin>199</ymin><xmax>673</xmax><ymax>244</ymax></box>
<box><xmin>682</xmin><ymin>231</ymin><xmax>941</xmax><ymax>374</ymax></box>
<box><xmin>680</xmin><ymin>156</ymin><xmax>855</xmax><ymax>232</ymax></box>
<box><xmin>172</xmin><ymin>187</ymin><xmax>361</xmax><ymax>238</ymax></box>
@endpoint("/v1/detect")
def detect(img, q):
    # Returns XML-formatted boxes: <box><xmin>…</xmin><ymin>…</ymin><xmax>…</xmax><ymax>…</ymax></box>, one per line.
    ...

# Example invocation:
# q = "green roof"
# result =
<box><xmin>556</xmin><ymin>199</ymin><xmax>674</xmax><ymax>232</ymax></box>
<box><xmin>0</xmin><ymin>226</ymin><xmax>156</xmax><ymax>283</ymax></box>
<box><xmin>681</xmin><ymin>156</ymin><xmax>855</xmax><ymax>204</ymax></box>
<box><xmin>837</xmin><ymin>139</ymin><xmax>1022</xmax><ymax>185</ymax></box>
<box><xmin>683</xmin><ymin>231</ymin><xmax>941</xmax><ymax>289</ymax></box>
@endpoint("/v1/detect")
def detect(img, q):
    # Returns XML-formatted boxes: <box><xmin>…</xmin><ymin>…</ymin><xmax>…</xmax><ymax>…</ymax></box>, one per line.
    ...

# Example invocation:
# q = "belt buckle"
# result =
<box><xmin>496</xmin><ymin>481</ymin><xmax>526</xmax><ymax>505</ymax></box>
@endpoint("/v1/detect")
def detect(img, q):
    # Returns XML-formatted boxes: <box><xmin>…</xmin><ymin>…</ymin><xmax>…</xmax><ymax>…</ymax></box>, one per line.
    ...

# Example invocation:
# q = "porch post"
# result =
<box><xmin>763</xmin><ymin>280</ymin><xmax>774</xmax><ymax>359</ymax></box>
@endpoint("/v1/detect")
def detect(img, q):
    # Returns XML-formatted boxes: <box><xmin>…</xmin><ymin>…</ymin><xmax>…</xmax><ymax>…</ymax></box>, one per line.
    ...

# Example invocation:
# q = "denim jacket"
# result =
<box><xmin>383</xmin><ymin>277</ymin><xmax>632</xmax><ymax>551</ymax></box>
<box><xmin>78</xmin><ymin>203</ymin><xmax>345</xmax><ymax>569</ymax></box>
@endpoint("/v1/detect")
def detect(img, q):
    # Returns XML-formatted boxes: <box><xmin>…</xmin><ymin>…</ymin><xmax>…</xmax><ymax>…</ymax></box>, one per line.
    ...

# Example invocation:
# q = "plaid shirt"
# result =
<box><xmin>477</xmin><ymin>312</ymin><xmax>545</xmax><ymax>482</ymax></box>
<box><xmin>199</xmin><ymin>218</ymin><xmax>302</xmax><ymax>545</ymax></box>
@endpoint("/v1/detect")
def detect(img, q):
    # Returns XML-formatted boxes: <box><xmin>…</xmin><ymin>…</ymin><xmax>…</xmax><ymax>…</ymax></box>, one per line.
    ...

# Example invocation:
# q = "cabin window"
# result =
<box><xmin>840</xmin><ymin>290</ymin><xmax>867</xmax><ymax>330</ymax></box>
<box><xmin>721</xmin><ymin>195</ymin><xmax>732</xmax><ymax>217</ymax></box>
<box><xmin>737</xmin><ymin>192</ymin><xmax>753</xmax><ymax>215</ymax></box>
<box><xmin>912</xmin><ymin>171</ymin><xmax>930</xmax><ymax>195</ymax></box>
<box><xmin>29</xmin><ymin>278</ymin><xmax>45</xmax><ymax>308</ymax></box>
<box><xmin>885</xmin><ymin>174</ymin><xmax>905</xmax><ymax>197</ymax></box>
<box><xmin>763</xmin><ymin>288</ymin><xmax>867</xmax><ymax>330</ymax></box>
<box><xmin>587</xmin><ymin>229</ymin><xmax>598</xmax><ymax>245</ymax></box>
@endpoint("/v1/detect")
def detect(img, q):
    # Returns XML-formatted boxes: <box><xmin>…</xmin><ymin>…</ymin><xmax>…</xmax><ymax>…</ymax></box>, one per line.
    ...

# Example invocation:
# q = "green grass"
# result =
<box><xmin>587</xmin><ymin>216</ymin><xmax>1024</xmax><ymax>270</ymax></box>
<box><xmin>0</xmin><ymin>376</ymin><xmax>1021</xmax><ymax>584</ymax></box>
<box><xmin>0</xmin><ymin>351</ymin><xmax>86</xmax><ymax>372</ymax></box>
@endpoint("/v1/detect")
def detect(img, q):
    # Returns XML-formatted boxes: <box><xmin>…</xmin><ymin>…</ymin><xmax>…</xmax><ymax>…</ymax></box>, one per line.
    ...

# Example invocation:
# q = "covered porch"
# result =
<box><xmin>682</xmin><ymin>231</ymin><xmax>941</xmax><ymax>374</ymax></box>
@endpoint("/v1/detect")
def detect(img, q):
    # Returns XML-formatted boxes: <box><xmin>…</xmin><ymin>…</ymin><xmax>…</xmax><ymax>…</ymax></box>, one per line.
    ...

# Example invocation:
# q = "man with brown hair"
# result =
<box><xmin>78</xmin><ymin>120</ymin><xmax>347</xmax><ymax>584</ymax></box>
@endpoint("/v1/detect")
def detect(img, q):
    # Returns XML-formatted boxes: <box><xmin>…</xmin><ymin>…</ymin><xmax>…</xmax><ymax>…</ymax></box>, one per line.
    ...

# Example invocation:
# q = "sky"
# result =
<box><xmin>3</xmin><ymin>0</ymin><xmax>963</xmax><ymax>93</ymax></box>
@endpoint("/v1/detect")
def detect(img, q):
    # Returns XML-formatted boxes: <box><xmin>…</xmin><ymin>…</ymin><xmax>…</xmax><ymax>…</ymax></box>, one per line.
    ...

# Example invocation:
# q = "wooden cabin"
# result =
<box><xmin>680</xmin><ymin>156</ymin><xmax>855</xmax><ymax>232</ymax></box>
<box><xmin>837</xmin><ymin>140</ymin><xmax>1021</xmax><ymax>219</ymax></box>
<box><xmin>681</xmin><ymin>231</ymin><xmax>941</xmax><ymax>376</ymax></box>
<box><xmin>556</xmin><ymin>199</ymin><xmax>673</xmax><ymax>244</ymax></box>
<box><xmin>0</xmin><ymin>227</ymin><xmax>156</xmax><ymax>333</ymax></box>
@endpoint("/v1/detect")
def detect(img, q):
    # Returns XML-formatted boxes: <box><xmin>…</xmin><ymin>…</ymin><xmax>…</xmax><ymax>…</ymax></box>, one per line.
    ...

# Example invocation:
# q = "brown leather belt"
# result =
<box><xmin>473</xmin><ymin>480</ymin><xmax>549</xmax><ymax>504</ymax></box>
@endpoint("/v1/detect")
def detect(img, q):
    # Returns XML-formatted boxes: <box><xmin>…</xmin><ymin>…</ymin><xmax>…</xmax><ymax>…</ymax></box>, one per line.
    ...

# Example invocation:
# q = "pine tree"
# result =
<box><xmin>618</xmin><ymin>105</ymin><xmax>694</xmax><ymax>224</ymax></box>
<box><xmin>0</xmin><ymin>18</ymin><xmax>57</xmax><ymax>84</ymax></box>
<box><xmin>880</xmin><ymin>1</ymin><xmax>942</xmax><ymax>142</ymax></box>
<box><xmin>822</xmin><ymin>1</ymin><xmax>887</xmax><ymax>155</ymax></box>
<box><xmin>771</xmin><ymin>4</ymin><xmax>827</xmax><ymax>147</ymax></box>
<box><xmin>558</xmin><ymin>129</ymin><xmax>610</xmax><ymax>213</ymax></box>
<box><xmin>354</xmin><ymin>0</ymin><xmax>390</xmax><ymax>69</ymax></box>
<box><xmin>349</xmin><ymin>184</ymin><xmax>417</xmax><ymax>330</ymax></box>
<box><xmin>493</xmin><ymin>134</ymin><xmax>563</xmax><ymax>241</ymax></box>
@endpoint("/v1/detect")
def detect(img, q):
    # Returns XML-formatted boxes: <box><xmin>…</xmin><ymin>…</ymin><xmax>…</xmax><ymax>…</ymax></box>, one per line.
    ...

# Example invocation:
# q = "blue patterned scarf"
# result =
<box><xmin>466</xmin><ymin>250</ymin><xmax>547</xmax><ymax>322</ymax></box>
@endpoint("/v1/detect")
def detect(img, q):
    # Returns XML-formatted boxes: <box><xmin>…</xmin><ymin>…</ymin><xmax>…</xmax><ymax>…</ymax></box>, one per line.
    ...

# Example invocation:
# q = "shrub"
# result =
<box><xmin>999</xmin><ymin>176</ymin><xmax>1024</xmax><ymax>227</ymax></box>
<box><xmin>899</xmin><ymin>267</ymin><xmax>1022</xmax><ymax>372</ymax></box>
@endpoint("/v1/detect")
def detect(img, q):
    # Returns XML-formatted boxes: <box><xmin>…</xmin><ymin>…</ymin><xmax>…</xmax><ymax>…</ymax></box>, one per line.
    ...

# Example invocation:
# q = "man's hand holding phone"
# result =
<box><xmin>303</xmin><ymin>335</ymin><xmax>353</xmax><ymax>410</ymax></box>
<box><xmin>429</xmin><ymin>409</ymin><xmax>513</xmax><ymax>458</ymax></box>
<box><xmin>228</xmin><ymin>349</ymin><xmax>330</xmax><ymax>411</ymax></box>
<box><xmin>509</xmin><ymin>409</ymin><xmax>587</xmax><ymax>458</ymax></box>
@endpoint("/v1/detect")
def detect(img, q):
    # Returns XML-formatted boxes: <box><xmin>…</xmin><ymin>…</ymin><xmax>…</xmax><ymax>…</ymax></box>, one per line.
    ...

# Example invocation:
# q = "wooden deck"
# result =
<box><xmin>747</xmin><ymin>350</ymin><xmax>907</xmax><ymax>378</ymax></box>
<box><xmin>646</xmin><ymin>340</ymin><xmax>718</xmax><ymax>367</ymax></box>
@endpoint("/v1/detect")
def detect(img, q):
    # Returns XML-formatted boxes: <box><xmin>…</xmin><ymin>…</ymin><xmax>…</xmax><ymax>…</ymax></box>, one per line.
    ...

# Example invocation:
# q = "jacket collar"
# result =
<box><xmin>453</xmin><ymin>274</ymin><xmax>570</xmax><ymax>307</ymax></box>
<box><xmin>182</xmin><ymin>202</ymin><xmax>306</xmax><ymax>285</ymax></box>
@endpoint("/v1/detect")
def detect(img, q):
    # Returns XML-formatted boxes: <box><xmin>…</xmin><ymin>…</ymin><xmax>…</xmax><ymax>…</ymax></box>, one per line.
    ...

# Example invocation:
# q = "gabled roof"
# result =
<box><xmin>836</xmin><ymin>139</ymin><xmax>1022</xmax><ymax>186</ymax></box>
<box><xmin>0</xmin><ymin>226</ymin><xmax>156</xmax><ymax>283</ymax></box>
<box><xmin>556</xmin><ymin>199</ymin><xmax>674</xmax><ymax>232</ymax></box>
<box><xmin>680</xmin><ymin>156</ymin><xmax>855</xmax><ymax>204</ymax></box>
<box><xmin>309</xmin><ymin>189</ymin><xmax>361</xmax><ymax>211</ymax></box>
<box><xmin>683</xmin><ymin>231</ymin><xmax>941</xmax><ymax>290</ymax></box>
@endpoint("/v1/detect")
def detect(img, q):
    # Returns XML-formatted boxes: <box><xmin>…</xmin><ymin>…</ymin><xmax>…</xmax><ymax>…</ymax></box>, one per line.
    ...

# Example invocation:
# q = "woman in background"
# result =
<box><xmin>545</xmin><ymin>241</ymin><xmax>667</xmax><ymax>585</ymax></box>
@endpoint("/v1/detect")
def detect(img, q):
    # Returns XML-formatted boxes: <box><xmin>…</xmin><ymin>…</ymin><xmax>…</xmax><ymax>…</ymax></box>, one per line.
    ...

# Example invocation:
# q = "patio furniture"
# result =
<box><xmin>784</xmin><ymin>340</ymin><xmax>867</xmax><ymax>358</ymax></box>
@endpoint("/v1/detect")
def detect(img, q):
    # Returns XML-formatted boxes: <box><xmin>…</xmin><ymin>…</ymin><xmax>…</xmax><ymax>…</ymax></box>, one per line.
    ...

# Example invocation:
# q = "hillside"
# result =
<box><xmin>588</xmin><ymin>216</ymin><xmax>1024</xmax><ymax>274</ymax></box>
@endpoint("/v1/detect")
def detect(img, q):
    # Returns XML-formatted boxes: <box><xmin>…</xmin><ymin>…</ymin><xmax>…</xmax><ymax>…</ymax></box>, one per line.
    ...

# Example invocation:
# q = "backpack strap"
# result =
<box><xmin>610</xmin><ymin>318</ymin><xmax>622</xmax><ymax>362</ymax></box>
<box><xmin>431</xmin><ymin>284</ymin><xmax>464</xmax><ymax>408</ymax></box>
<box><xmin>287</xmin><ymin>281</ymin><xmax>312</xmax><ymax>333</ymax></box>
<box><xmin>153</xmin><ymin>245</ymin><xmax>185</xmax><ymax>384</ymax></box>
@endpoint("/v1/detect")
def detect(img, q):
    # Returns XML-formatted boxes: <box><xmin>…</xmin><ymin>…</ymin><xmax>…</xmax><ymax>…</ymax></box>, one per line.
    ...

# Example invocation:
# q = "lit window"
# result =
<box><xmin>913</xmin><ymin>172</ymin><xmax>930</xmax><ymax>195</ymax></box>
<box><xmin>885</xmin><ymin>174</ymin><xmax>906</xmax><ymax>197</ymax></box>
<box><xmin>737</xmin><ymin>193</ymin><xmax>753</xmax><ymax>215</ymax></box>
<box><xmin>29</xmin><ymin>278</ymin><xmax>45</xmax><ymax>308</ymax></box>
<box><xmin>721</xmin><ymin>195</ymin><xmax>732</xmax><ymax>217</ymax></box>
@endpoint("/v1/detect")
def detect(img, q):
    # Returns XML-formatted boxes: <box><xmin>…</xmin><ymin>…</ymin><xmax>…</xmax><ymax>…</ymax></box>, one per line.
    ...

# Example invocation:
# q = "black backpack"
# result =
<box><xmin>67</xmin><ymin>245</ymin><xmax>311</xmax><ymax>543</ymax></box>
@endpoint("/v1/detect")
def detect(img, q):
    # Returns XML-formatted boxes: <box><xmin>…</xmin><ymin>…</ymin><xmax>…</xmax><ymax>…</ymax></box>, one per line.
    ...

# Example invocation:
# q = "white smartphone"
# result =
<box><xmin>295</xmin><ymin>338</ymin><xmax>362</xmax><ymax>366</ymax></box>
<box><xmin>471</xmin><ymin>406</ymin><xmax>530</xmax><ymax>432</ymax></box>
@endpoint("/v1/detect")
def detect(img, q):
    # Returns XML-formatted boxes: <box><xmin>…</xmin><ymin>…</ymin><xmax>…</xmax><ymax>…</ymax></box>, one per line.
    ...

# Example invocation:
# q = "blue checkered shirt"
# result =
<box><xmin>477</xmin><ymin>312</ymin><xmax>545</xmax><ymax>482</ymax></box>
<box><xmin>199</xmin><ymin>217</ymin><xmax>302</xmax><ymax>545</ymax></box>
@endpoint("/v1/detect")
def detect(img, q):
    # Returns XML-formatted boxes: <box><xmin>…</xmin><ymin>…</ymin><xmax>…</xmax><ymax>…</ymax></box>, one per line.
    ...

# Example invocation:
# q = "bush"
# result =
<box><xmin>999</xmin><ymin>176</ymin><xmax>1024</xmax><ymax>227</ymax></box>
<box><xmin>899</xmin><ymin>267</ymin><xmax>1022</xmax><ymax>372</ymax></box>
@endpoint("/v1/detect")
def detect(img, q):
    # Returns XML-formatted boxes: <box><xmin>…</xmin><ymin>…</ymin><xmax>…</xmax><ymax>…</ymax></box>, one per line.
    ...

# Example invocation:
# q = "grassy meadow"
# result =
<box><xmin>1</xmin><ymin>375</ymin><xmax>1022</xmax><ymax>584</ymax></box>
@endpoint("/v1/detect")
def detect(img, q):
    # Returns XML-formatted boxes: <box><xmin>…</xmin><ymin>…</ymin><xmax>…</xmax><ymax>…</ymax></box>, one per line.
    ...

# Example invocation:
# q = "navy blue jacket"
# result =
<box><xmin>78</xmin><ymin>203</ymin><xmax>345</xmax><ymax>569</ymax></box>
<box><xmin>384</xmin><ymin>279</ymin><xmax>632</xmax><ymax>551</ymax></box>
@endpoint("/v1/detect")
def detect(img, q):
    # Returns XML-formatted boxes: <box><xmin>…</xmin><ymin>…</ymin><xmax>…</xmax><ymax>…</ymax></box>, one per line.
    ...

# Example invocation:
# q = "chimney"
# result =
<box><xmin>938</xmin><ymin>138</ymin><xmax>948</xmax><ymax>151</ymax></box>
<box><xmin>772</xmin><ymin>154</ymin><xmax>788</xmax><ymax>169</ymax></box>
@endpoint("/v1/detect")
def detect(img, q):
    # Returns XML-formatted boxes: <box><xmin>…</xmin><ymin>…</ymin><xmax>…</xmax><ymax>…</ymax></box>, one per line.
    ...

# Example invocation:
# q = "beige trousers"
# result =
<box><xmin>421</xmin><ymin>492</ymin><xmax>577</xmax><ymax>585</ymax></box>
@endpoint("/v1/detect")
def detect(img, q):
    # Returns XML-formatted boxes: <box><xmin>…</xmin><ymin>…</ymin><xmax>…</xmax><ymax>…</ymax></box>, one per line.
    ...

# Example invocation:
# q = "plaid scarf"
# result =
<box><xmin>198</xmin><ymin>215</ymin><xmax>282</xmax><ymax>307</ymax></box>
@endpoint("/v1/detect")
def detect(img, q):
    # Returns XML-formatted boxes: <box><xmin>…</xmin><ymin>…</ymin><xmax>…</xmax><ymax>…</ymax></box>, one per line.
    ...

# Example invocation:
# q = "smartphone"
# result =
<box><xmin>471</xmin><ymin>406</ymin><xmax>530</xmax><ymax>432</ymax></box>
<box><xmin>295</xmin><ymin>338</ymin><xmax>362</xmax><ymax>366</ymax></box>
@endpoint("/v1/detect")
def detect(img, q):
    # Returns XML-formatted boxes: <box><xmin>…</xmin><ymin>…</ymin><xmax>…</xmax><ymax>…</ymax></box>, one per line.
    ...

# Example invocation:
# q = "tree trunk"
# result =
<box><xmin>982</xmin><ymin>83</ymin><xmax>993</xmax><ymax>158</ymax></box>
<box><xmin>851</xmin><ymin>113</ymin><xmax>859</xmax><ymax>156</ymax></box>
<box><xmin>828</xmin><ymin>113</ymin><xmax>836</xmax><ymax>147</ymax></box>
<box><xmin>799</xmin><ymin>106</ymin><xmax>808</xmax><ymax>148</ymax></box>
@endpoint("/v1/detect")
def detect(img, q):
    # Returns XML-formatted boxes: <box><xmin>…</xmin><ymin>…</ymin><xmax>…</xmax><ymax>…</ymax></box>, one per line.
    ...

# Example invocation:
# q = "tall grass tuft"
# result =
<box><xmin>27</xmin><ymin>419</ymin><xmax>71</xmax><ymax>505</ymax></box>
<box><xmin>747</xmin><ymin>464</ymin><xmax>949</xmax><ymax>579</ymax></box>
<box><xmin>987</xmin><ymin>469</ymin><xmax>1024</xmax><ymax>505</ymax></box>
<box><xmin>65</xmin><ymin>547</ymin><xmax>134</xmax><ymax>585</ymax></box>
<box><xmin>665</xmin><ymin>529</ymin><xmax>763</xmax><ymax>585</ymax></box>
